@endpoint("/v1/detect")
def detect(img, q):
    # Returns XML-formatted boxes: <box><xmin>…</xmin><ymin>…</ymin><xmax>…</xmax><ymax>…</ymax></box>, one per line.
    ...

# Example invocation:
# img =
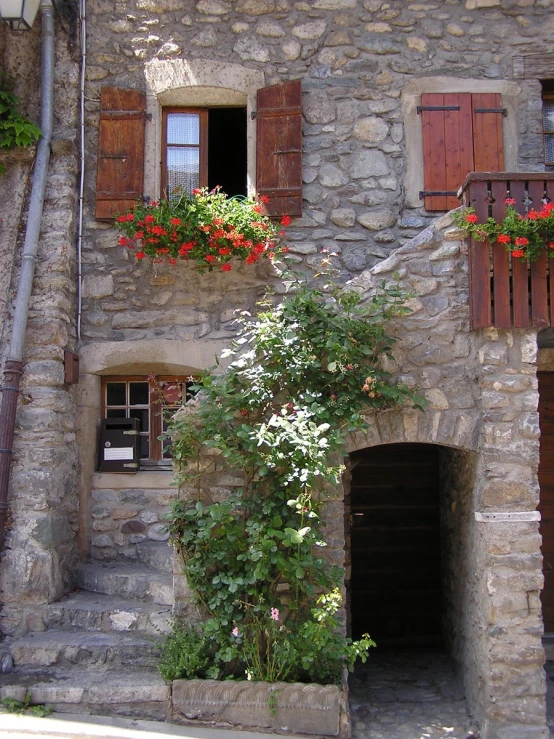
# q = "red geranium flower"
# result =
<box><xmin>465</xmin><ymin>213</ymin><xmax>479</xmax><ymax>224</ymax></box>
<box><xmin>505</xmin><ymin>198</ymin><xmax>516</xmax><ymax>205</ymax></box>
<box><xmin>136</xmin><ymin>251</ymin><xmax>146</xmax><ymax>260</ymax></box>
<box><xmin>205</xmin><ymin>255</ymin><xmax>215</xmax><ymax>263</ymax></box>
<box><xmin>281</xmin><ymin>215</ymin><xmax>292</xmax><ymax>226</ymax></box>
<box><xmin>515</xmin><ymin>236</ymin><xmax>529</xmax><ymax>246</ymax></box>
<box><xmin>221</xmin><ymin>263</ymin><xmax>232</xmax><ymax>271</ymax></box>
<box><xmin>497</xmin><ymin>234</ymin><xmax>511</xmax><ymax>244</ymax></box>
<box><xmin>511</xmin><ymin>249</ymin><xmax>525</xmax><ymax>258</ymax></box>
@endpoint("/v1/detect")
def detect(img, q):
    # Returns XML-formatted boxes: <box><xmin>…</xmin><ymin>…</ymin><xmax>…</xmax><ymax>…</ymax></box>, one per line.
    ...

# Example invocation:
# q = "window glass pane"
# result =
<box><xmin>544</xmin><ymin>101</ymin><xmax>554</xmax><ymax>133</ymax></box>
<box><xmin>167</xmin><ymin>113</ymin><xmax>199</xmax><ymax>145</ymax></box>
<box><xmin>546</xmin><ymin>135</ymin><xmax>554</xmax><ymax>165</ymax></box>
<box><xmin>130</xmin><ymin>408</ymin><xmax>149</xmax><ymax>431</ymax></box>
<box><xmin>129</xmin><ymin>382</ymin><xmax>149</xmax><ymax>406</ymax></box>
<box><xmin>106</xmin><ymin>382</ymin><xmax>126</xmax><ymax>406</ymax></box>
<box><xmin>167</xmin><ymin>147</ymin><xmax>200</xmax><ymax>195</ymax></box>
<box><xmin>140</xmin><ymin>436</ymin><xmax>150</xmax><ymax>459</ymax></box>
<box><xmin>106</xmin><ymin>408</ymin><xmax>127</xmax><ymax>419</ymax></box>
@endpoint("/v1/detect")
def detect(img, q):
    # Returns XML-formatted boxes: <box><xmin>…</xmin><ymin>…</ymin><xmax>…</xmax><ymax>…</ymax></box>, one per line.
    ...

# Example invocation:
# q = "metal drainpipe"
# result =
<box><xmin>0</xmin><ymin>0</ymin><xmax>55</xmax><ymax>550</ymax></box>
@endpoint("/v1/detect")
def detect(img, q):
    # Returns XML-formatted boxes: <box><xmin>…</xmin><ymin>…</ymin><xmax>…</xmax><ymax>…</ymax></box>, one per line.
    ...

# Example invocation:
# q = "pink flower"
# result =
<box><xmin>270</xmin><ymin>608</ymin><xmax>279</xmax><ymax>621</ymax></box>
<box><xmin>232</xmin><ymin>627</ymin><xmax>239</xmax><ymax>637</ymax></box>
<box><xmin>505</xmin><ymin>198</ymin><xmax>516</xmax><ymax>205</ymax></box>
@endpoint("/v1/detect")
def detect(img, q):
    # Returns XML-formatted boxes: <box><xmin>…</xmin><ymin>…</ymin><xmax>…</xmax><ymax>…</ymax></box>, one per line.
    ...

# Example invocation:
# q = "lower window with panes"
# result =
<box><xmin>101</xmin><ymin>376</ymin><xmax>195</xmax><ymax>468</ymax></box>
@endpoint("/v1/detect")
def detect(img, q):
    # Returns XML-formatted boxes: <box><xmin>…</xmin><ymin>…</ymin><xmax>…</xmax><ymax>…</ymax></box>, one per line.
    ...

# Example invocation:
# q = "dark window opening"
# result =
<box><xmin>208</xmin><ymin>108</ymin><xmax>247</xmax><ymax>197</ymax></box>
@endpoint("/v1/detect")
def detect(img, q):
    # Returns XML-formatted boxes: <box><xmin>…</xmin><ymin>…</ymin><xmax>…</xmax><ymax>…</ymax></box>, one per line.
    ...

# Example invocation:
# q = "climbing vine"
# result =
<box><xmin>161</xmin><ymin>283</ymin><xmax>423</xmax><ymax>684</ymax></box>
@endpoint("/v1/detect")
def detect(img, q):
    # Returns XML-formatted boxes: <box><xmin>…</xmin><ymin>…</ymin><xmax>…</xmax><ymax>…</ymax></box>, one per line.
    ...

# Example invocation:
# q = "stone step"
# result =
<box><xmin>0</xmin><ymin>666</ymin><xmax>169</xmax><ymax>721</ymax></box>
<box><xmin>76</xmin><ymin>562</ymin><xmax>173</xmax><ymax>605</ymax></box>
<box><xmin>136</xmin><ymin>541</ymin><xmax>174</xmax><ymax>573</ymax></box>
<box><xmin>8</xmin><ymin>630</ymin><xmax>160</xmax><ymax>669</ymax></box>
<box><xmin>47</xmin><ymin>591</ymin><xmax>172</xmax><ymax>636</ymax></box>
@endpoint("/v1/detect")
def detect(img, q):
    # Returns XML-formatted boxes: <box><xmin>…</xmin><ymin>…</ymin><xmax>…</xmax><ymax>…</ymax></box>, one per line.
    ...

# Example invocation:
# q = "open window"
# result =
<box><xmin>101</xmin><ymin>375</ymin><xmax>195</xmax><ymax>468</ymax></box>
<box><xmin>95</xmin><ymin>80</ymin><xmax>302</xmax><ymax>220</ymax></box>
<box><xmin>542</xmin><ymin>81</ymin><xmax>554</xmax><ymax>169</ymax></box>
<box><xmin>162</xmin><ymin>107</ymin><xmax>248</xmax><ymax>198</ymax></box>
<box><xmin>420</xmin><ymin>92</ymin><xmax>505</xmax><ymax>211</ymax></box>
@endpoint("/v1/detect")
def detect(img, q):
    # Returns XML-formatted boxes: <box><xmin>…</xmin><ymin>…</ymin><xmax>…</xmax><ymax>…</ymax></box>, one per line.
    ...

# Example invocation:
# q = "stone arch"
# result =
<box><xmin>344</xmin><ymin>408</ymin><xmax>480</xmax><ymax>456</ymax></box>
<box><xmin>143</xmin><ymin>58</ymin><xmax>264</xmax><ymax>199</ymax></box>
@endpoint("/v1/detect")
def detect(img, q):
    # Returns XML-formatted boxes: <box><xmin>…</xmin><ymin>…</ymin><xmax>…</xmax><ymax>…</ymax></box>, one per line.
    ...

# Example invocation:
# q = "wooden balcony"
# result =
<box><xmin>459</xmin><ymin>173</ymin><xmax>554</xmax><ymax>329</ymax></box>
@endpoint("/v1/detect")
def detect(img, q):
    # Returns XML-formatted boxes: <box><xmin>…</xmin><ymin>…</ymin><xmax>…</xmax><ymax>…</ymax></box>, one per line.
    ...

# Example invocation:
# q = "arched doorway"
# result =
<box><xmin>346</xmin><ymin>441</ymin><xmax>478</xmax><ymax>735</ymax></box>
<box><xmin>348</xmin><ymin>443</ymin><xmax>442</xmax><ymax>645</ymax></box>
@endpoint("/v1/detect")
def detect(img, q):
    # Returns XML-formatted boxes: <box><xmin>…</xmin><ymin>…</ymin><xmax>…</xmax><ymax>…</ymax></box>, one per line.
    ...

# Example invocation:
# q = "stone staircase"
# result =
<box><xmin>0</xmin><ymin>541</ymin><xmax>174</xmax><ymax>719</ymax></box>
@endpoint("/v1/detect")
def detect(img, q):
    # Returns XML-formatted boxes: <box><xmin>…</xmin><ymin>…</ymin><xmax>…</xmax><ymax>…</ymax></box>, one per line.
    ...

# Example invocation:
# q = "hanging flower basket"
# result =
<box><xmin>115</xmin><ymin>187</ymin><xmax>290</xmax><ymax>274</ymax></box>
<box><xmin>454</xmin><ymin>199</ymin><xmax>554</xmax><ymax>262</ymax></box>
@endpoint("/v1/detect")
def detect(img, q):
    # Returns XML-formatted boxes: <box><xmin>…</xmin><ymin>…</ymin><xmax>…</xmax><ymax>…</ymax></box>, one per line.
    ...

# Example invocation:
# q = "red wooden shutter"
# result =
<box><xmin>256</xmin><ymin>79</ymin><xmax>302</xmax><ymax>218</ymax></box>
<box><xmin>471</xmin><ymin>93</ymin><xmax>505</xmax><ymax>172</ymax></box>
<box><xmin>95</xmin><ymin>87</ymin><xmax>146</xmax><ymax>221</ymax></box>
<box><xmin>421</xmin><ymin>92</ymin><xmax>473</xmax><ymax>211</ymax></box>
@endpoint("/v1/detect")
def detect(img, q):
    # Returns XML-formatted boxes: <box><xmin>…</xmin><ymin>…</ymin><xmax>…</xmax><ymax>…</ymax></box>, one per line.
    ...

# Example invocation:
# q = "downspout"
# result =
<box><xmin>0</xmin><ymin>0</ymin><xmax>55</xmax><ymax>550</ymax></box>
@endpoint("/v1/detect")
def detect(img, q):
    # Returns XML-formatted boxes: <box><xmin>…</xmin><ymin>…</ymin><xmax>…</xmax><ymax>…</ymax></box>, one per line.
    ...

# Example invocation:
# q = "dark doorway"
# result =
<box><xmin>539</xmin><ymin>371</ymin><xmax>554</xmax><ymax>633</ymax></box>
<box><xmin>348</xmin><ymin>443</ymin><xmax>442</xmax><ymax>645</ymax></box>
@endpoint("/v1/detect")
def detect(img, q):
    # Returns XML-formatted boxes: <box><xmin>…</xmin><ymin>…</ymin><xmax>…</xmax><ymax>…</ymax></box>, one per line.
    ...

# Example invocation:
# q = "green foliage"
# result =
<box><xmin>158</xmin><ymin>623</ymin><xmax>212</xmax><ymax>681</ymax></box>
<box><xmin>164</xmin><ymin>283</ymin><xmax>422</xmax><ymax>683</ymax></box>
<box><xmin>0</xmin><ymin>74</ymin><xmax>42</xmax><ymax>174</ymax></box>
<box><xmin>1</xmin><ymin>693</ymin><xmax>52</xmax><ymax>717</ymax></box>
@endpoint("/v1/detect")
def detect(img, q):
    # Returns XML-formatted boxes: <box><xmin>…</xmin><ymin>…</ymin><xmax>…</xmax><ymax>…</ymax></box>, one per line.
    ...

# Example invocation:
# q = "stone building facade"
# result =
<box><xmin>1</xmin><ymin>1</ymin><xmax>554</xmax><ymax>738</ymax></box>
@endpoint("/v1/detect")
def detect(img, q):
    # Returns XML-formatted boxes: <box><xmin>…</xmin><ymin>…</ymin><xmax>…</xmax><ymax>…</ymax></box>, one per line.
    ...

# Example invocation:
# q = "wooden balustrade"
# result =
<box><xmin>458</xmin><ymin>172</ymin><xmax>554</xmax><ymax>329</ymax></box>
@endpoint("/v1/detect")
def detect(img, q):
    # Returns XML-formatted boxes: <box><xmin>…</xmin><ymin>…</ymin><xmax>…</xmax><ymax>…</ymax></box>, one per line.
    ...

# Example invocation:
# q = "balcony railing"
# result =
<box><xmin>459</xmin><ymin>173</ymin><xmax>554</xmax><ymax>329</ymax></box>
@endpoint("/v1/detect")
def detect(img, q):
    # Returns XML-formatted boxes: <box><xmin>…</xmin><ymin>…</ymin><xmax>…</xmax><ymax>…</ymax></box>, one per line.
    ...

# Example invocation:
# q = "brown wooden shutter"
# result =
<box><xmin>471</xmin><ymin>93</ymin><xmax>505</xmax><ymax>172</ymax></box>
<box><xmin>95</xmin><ymin>87</ymin><xmax>146</xmax><ymax>221</ymax></box>
<box><xmin>256</xmin><ymin>79</ymin><xmax>302</xmax><ymax>218</ymax></box>
<box><xmin>421</xmin><ymin>92</ymin><xmax>474</xmax><ymax>211</ymax></box>
<box><xmin>421</xmin><ymin>92</ymin><xmax>505</xmax><ymax>211</ymax></box>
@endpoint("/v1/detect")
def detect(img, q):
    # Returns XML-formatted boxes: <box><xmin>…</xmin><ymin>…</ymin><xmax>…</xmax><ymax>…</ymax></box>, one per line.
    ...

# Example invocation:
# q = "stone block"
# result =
<box><xmin>172</xmin><ymin>679</ymin><xmax>343</xmax><ymax>736</ymax></box>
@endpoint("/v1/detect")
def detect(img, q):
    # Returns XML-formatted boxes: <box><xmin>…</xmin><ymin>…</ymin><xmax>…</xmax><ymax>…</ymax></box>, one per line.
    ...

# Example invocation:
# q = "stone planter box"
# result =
<box><xmin>171</xmin><ymin>678</ymin><xmax>347</xmax><ymax>737</ymax></box>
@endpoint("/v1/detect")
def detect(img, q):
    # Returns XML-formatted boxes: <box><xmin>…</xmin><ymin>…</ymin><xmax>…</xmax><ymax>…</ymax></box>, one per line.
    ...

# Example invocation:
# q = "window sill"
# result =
<box><xmin>92</xmin><ymin>469</ymin><xmax>174</xmax><ymax>490</ymax></box>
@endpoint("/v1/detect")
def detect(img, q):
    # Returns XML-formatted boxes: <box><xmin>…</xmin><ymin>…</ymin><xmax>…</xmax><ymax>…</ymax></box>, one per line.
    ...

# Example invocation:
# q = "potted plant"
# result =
<box><xmin>114</xmin><ymin>187</ymin><xmax>290</xmax><ymax>273</ymax></box>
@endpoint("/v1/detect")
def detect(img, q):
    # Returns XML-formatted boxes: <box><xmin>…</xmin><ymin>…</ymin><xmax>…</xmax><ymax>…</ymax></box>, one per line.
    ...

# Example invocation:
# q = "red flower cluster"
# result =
<box><xmin>455</xmin><ymin>198</ymin><xmax>554</xmax><ymax>263</ymax></box>
<box><xmin>114</xmin><ymin>187</ymin><xmax>293</xmax><ymax>274</ymax></box>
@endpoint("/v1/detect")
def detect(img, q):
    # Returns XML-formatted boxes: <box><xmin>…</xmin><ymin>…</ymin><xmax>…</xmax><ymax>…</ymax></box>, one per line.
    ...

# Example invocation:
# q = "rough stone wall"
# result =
<box><xmin>346</xmin><ymin>213</ymin><xmax>546</xmax><ymax>738</ymax></box>
<box><xmin>79</xmin><ymin>0</ymin><xmax>553</xmax><ymax>307</ymax></box>
<box><xmin>0</xmin><ymin>26</ymin><xmax>81</xmax><ymax>638</ymax></box>
<box><xmin>89</xmin><ymin>471</ymin><xmax>174</xmax><ymax>560</ymax></box>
